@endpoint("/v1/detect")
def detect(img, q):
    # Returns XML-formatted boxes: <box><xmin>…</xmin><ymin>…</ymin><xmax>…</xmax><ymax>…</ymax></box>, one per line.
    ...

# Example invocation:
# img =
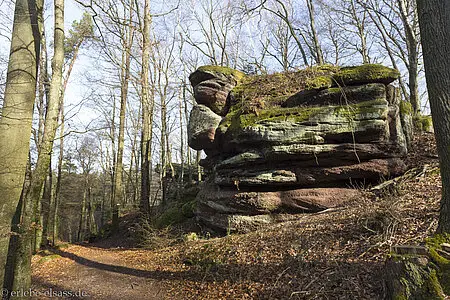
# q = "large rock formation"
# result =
<box><xmin>188</xmin><ymin>64</ymin><xmax>409</xmax><ymax>233</ymax></box>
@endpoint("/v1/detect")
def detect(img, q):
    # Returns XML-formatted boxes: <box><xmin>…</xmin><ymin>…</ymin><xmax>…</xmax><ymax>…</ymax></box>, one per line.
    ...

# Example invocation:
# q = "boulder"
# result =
<box><xmin>187</xmin><ymin>64</ymin><xmax>408</xmax><ymax>234</ymax></box>
<box><xmin>193</xmin><ymin>79</ymin><xmax>235</xmax><ymax>115</ymax></box>
<box><xmin>189</xmin><ymin>65</ymin><xmax>246</xmax><ymax>116</ymax></box>
<box><xmin>188</xmin><ymin>105</ymin><xmax>222</xmax><ymax>150</ymax></box>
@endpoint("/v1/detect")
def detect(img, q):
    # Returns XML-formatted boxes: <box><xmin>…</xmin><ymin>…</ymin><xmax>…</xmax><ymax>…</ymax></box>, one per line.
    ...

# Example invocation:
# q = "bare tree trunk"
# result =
<box><xmin>112</xmin><ymin>0</ymin><xmax>134</xmax><ymax>232</ymax></box>
<box><xmin>178</xmin><ymin>89</ymin><xmax>185</xmax><ymax>186</ymax></box>
<box><xmin>139</xmin><ymin>0</ymin><xmax>154</xmax><ymax>216</ymax></box>
<box><xmin>196</xmin><ymin>150</ymin><xmax>202</xmax><ymax>182</ymax></box>
<box><xmin>78</xmin><ymin>177</ymin><xmax>88</xmax><ymax>241</ymax></box>
<box><xmin>183</xmin><ymin>84</ymin><xmax>193</xmax><ymax>183</ymax></box>
<box><xmin>306</xmin><ymin>0</ymin><xmax>324</xmax><ymax>65</ymax></box>
<box><xmin>51</xmin><ymin>101</ymin><xmax>64</xmax><ymax>245</ymax></box>
<box><xmin>0</xmin><ymin>0</ymin><xmax>41</xmax><ymax>285</ymax></box>
<box><xmin>416</xmin><ymin>0</ymin><xmax>450</xmax><ymax>233</ymax></box>
<box><xmin>35</xmin><ymin>164</ymin><xmax>52</xmax><ymax>250</ymax></box>
<box><xmin>397</xmin><ymin>0</ymin><xmax>420</xmax><ymax>114</ymax></box>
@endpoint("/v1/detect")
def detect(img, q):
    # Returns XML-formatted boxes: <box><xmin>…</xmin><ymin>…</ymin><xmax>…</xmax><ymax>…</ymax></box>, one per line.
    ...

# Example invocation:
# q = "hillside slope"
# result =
<box><xmin>32</xmin><ymin>133</ymin><xmax>440</xmax><ymax>299</ymax></box>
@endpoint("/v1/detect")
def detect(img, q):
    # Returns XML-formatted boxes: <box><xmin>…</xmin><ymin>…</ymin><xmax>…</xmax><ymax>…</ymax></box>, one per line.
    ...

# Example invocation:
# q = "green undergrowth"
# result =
<box><xmin>414</xmin><ymin>115</ymin><xmax>433</xmax><ymax>132</ymax></box>
<box><xmin>37</xmin><ymin>254</ymin><xmax>61</xmax><ymax>264</ymax></box>
<box><xmin>154</xmin><ymin>200</ymin><xmax>197</xmax><ymax>228</ymax></box>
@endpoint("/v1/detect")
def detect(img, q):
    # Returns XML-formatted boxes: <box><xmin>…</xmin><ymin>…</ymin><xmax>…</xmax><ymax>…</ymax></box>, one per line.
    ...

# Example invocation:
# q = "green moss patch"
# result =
<box><xmin>414</xmin><ymin>115</ymin><xmax>433</xmax><ymax>132</ymax></box>
<box><xmin>197</xmin><ymin>65</ymin><xmax>246</xmax><ymax>82</ymax></box>
<box><xmin>332</xmin><ymin>64</ymin><xmax>400</xmax><ymax>86</ymax></box>
<box><xmin>400</xmin><ymin>101</ymin><xmax>413</xmax><ymax>115</ymax></box>
<box><xmin>154</xmin><ymin>200</ymin><xmax>197</xmax><ymax>228</ymax></box>
<box><xmin>305</xmin><ymin>75</ymin><xmax>333</xmax><ymax>90</ymax></box>
<box><xmin>189</xmin><ymin>65</ymin><xmax>247</xmax><ymax>87</ymax></box>
<box><xmin>37</xmin><ymin>254</ymin><xmax>61</xmax><ymax>264</ymax></box>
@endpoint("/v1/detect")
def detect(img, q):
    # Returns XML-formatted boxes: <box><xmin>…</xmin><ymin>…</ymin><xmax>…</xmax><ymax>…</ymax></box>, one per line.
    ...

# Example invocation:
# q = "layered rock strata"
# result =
<box><xmin>188</xmin><ymin>64</ymin><xmax>408</xmax><ymax>233</ymax></box>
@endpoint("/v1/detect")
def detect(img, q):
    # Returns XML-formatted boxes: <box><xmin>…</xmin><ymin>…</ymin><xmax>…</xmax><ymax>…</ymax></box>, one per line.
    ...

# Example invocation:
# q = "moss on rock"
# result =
<box><xmin>400</xmin><ymin>101</ymin><xmax>413</xmax><ymax>115</ymax></box>
<box><xmin>305</xmin><ymin>75</ymin><xmax>333</xmax><ymax>90</ymax></box>
<box><xmin>221</xmin><ymin>99</ymin><xmax>387</xmax><ymax>133</ymax></box>
<box><xmin>197</xmin><ymin>65</ymin><xmax>246</xmax><ymax>82</ymax></box>
<box><xmin>332</xmin><ymin>64</ymin><xmax>400</xmax><ymax>86</ymax></box>
<box><xmin>189</xmin><ymin>65</ymin><xmax>246</xmax><ymax>87</ymax></box>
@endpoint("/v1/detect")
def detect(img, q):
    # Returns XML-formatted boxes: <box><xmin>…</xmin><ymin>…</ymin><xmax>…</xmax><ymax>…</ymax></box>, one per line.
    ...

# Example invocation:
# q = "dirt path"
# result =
<box><xmin>31</xmin><ymin>245</ymin><xmax>177</xmax><ymax>300</ymax></box>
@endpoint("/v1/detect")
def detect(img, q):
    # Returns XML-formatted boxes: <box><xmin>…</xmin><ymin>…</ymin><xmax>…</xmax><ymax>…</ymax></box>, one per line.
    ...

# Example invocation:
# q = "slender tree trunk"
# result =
<box><xmin>178</xmin><ymin>90</ymin><xmax>185</xmax><ymax>186</ymax></box>
<box><xmin>306</xmin><ymin>0</ymin><xmax>324</xmax><ymax>65</ymax></box>
<box><xmin>140</xmin><ymin>0</ymin><xmax>154</xmax><ymax>216</ymax></box>
<box><xmin>35</xmin><ymin>164</ymin><xmax>52</xmax><ymax>251</ymax></box>
<box><xmin>196</xmin><ymin>150</ymin><xmax>202</xmax><ymax>182</ymax></box>
<box><xmin>51</xmin><ymin>101</ymin><xmax>64</xmax><ymax>245</ymax></box>
<box><xmin>398</xmin><ymin>0</ymin><xmax>420</xmax><ymax>114</ymax></box>
<box><xmin>160</xmin><ymin>93</ymin><xmax>167</xmax><ymax>205</ymax></box>
<box><xmin>112</xmin><ymin>0</ymin><xmax>134</xmax><ymax>232</ymax></box>
<box><xmin>182</xmin><ymin>84</ymin><xmax>193</xmax><ymax>183</ymax></box>
<box><xmin>78</xmin><ymin>177</ymin><xmax>88</xmax><ymax>241</ymax></box>
<box><xmin>37</xmin><ymin>25</ymin><xmax>49</xmax><ymax>150</ymax></box>
<box><xmin>416</xmin><ymin>0</ymin><xmax>450</xmax><ymax>233</ymax></box>
<box><xmin>0</xmin><ymin>0</ymin><xmax>41</xmax><ymax>285</ymax></box>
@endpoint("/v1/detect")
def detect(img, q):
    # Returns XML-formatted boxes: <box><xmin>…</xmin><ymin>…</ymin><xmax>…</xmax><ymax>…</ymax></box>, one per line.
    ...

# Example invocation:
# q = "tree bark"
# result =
<box><xmin>112</xmin><ymin>0</ymin><xmax>134</xmax><ymax>232</ymax></box>
<box><xmin>416</xmin><ymin>0</ymin><xmax>450</xmax><ymax>233</ymax></box>
<box><xmin>0</xmin><ymin>0</ymin><xmax>41</xmax><ymax>285</ymax></box>
<box><xmin>306</xmin><ymin>0</ymin><xmax>324</xmax><ymax>65</ymax></box>
<box><xmin>140</xmin><ymin>0</ymin><xmax>154</xmax><ymax>216</ymax></box>
<box><xmin>398</xmin><ymin>0</ymin><xmax>420</xmax><ymax>114</ymax></box>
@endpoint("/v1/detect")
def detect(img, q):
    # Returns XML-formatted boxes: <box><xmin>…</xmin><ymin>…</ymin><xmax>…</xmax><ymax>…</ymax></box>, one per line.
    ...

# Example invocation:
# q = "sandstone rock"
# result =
<box><xmin>188</xmin><ymin>105</ymin><xmax>222</xmax><ymax>150</ymax></box>
<box><xmin>283</xmin><ymin>83</ymin><xmax>387</xmax><ymax>108</ymax></box>
<box><xmin>188</xmin><ymin>64</ymin><xmax>407</xmax><ymax>234</ymax></box>
<box><xmin>218</xmin><ymin>99</ymin><xmax>390</xmax><ymax>150</ymax></box>
<box><xmin>196</xmin><ymin>186</ymin><xmax>361</xmax><ymax>232</ymax></box>
<box><xmin>193</xmin><ymin>79</ymin><xmax>235</xmax><ymax>115</ymax></box>
<box><xmin>196</xmin><ymin>182</ymin><xmax>360</xmax><ymax>215</ymax></box>
<box><xmin>189</xmin><ymin>65</ymin><xmax>246</xmax><ymax>87</ymax></box>
<box><xmin>332</xmin><ymin>64</ymin><xmax>400</xmax><ymax>86</ymax></box>
<box><xmin>196</xmin><ymin>212</ymin><xmax>276</xmax><ymax>233</ymax></box>
<box><xmin>215</xmin><ymin>158</ymin><xmax>407</xmax><ymax>187</ymax></box>
<box><xmin>385</xmin><ymin>256</ymin><xmax>445</xmax><ymax>299</ymax></box>
<box><xmin>189</xmin><ymin>66</ymin><xmax>246</xmax><ymax>116</ymax></box>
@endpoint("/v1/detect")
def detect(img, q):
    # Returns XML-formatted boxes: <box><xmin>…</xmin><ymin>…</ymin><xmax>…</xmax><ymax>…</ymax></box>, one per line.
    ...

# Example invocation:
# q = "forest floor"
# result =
<box><xmin>31</xmin><ymin>133</ymin><xmax>442</xmax><ymax>299</ymax></box>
